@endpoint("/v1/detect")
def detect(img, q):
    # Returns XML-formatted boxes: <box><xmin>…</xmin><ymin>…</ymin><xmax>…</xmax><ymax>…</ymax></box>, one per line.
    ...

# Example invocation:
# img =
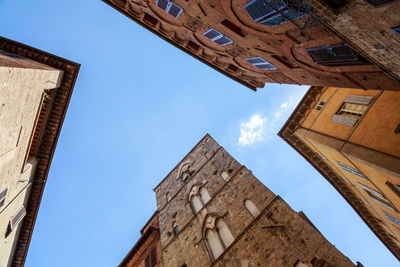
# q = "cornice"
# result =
<box><xmin>0</xmin><ymin>36</ymin><xmax>81</xmax><ymax>267</ymax></box>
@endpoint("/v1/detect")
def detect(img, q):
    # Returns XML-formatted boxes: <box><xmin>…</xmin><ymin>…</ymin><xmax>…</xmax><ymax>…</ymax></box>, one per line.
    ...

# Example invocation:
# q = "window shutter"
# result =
<box><xmin>344</xmin><ymin>95</ymin><xmax>373</xmax><ymax>105</ymax></box>
<box><xmin>306</xmin><ymin>44</ymin><xmax>368</xmax><ymax>66</ymax></box>
<box><xmin>365</xmin><ymin>0</ymin><xmax>396</xmax><ymax>7</ymax></box>
<box><xmin>0</xmin><ymin>188</ymin><xmax>7</xmax><ymax>207</ymax></box>
<box><xmin>9</xmin><ymin>206</ymin><xmax>27</xmax><ymax>230</ymax></box>
<box><xmin>331</xmin><ymin>114</ymin><xmax>357</xmax><ymax>126</ymax></box>
<box><xmin>145</xmin><ymin>255</ymin><xmax>150</xmax><ymax>267</ymax></box>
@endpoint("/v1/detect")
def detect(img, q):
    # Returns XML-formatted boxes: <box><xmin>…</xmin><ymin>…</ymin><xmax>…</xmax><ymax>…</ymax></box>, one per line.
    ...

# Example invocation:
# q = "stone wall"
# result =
<box><xmin>155</xmin><ymin>135</ymin><xmax>356</xmax><ymax>267</ymax></box>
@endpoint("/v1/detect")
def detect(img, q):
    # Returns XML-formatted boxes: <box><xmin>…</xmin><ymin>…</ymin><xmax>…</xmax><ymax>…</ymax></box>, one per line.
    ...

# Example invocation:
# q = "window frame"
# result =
<box><xmin>155</xmin><ymin>0</ymin><xmax>183</xmax><ymax>18</ymax></box>
<box><xmin>245</xmin><ymin>57</ymin><xmax>277</xmax><ymax>70</ymax></box>
<box><xmin>202</xmin><ymin>29</ymin><xmax>233</xmax><ymax>47</ymax></box>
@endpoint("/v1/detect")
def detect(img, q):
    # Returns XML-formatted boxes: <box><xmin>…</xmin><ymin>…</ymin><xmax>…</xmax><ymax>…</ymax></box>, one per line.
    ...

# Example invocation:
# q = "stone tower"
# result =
<box><xmin>153</xmin><ymin>134</ymin><xmax>356</xmax><ymax>266</ymax></box>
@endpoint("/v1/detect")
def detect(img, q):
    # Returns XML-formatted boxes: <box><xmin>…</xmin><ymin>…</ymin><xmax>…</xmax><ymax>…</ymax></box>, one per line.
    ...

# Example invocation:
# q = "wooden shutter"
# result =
<box><xmin>9</xmin><ymin>206</ymin><xmax>27</xmax><ymax>230</ymax></box>
<box><xmin>306</xmin><ymin>44</ymin><xmax>368</xmax><ymax>66</ymax></box>
<box><xmin>331</xmin><ymin>114</ymin><xmax>357</xmax><ymax>126</ymax></box>
<box><xmin>0</xmin><ymin>188</ymin><xmax>7</xmax><ymax>207</ymax></box>
<box><xmin>145</xmin><ymin>255</ymin><xmax>150</xmax><ymax>267</ymax></box>
<box><xmin>344</xmin><ymin>95</ymin><xmax>373</xmax><ymax>105</ymax></box>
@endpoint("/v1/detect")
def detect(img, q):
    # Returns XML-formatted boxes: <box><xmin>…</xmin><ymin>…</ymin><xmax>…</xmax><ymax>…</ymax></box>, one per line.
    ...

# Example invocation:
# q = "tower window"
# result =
<box><xmin>245</xmin><ymin>57</ymin><xmax>277</xmax><ymax>70</ymax></box>
<box><xmin>156</xmin><ymin>0</ymin><xmax>183</xmax><ymax>18</ymax></box>
<box><xmin>173</xmin><ymin>222</ymin><xmax>179</xmax><ymax>236</ymax></box>
<box><xmin>145</xmin><ymin>247</ymin><xmax>157</xmax><ymax>267</ymax></box>
<box><xmin>391</xmin><ymin>26</ymin><xmax>400</xmax><ymax>34</ymax></box>
<box><xmin>204</xmin><ymin>216</ymin><xmax>234</xmax><ymax>260</ymax></box>
<box><xmin>245</xmin><ymin>0</ymin><xmax>311</xmax><ymax>27</ymax></box>
<box><xmin>203</xmin><ymin>29</ymin><xmax>233</xmax><ymax>46</ymax></box>
<box><xmin>306</xmin><ymin>43</ymin><xmax>369</xmax><ymax>66</ymax></box>
<box><xmin>244</xmin><ymin>199</ymin><xmax>261</xmax><ymax>218</ymax></box>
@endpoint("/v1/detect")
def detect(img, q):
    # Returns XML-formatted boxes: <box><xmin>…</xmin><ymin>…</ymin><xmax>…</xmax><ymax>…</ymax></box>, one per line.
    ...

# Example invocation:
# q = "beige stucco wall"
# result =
<box><xmin>0</xmin><ymin>64</ymin><xmax>62</xmax><ymax>266</ymax></box>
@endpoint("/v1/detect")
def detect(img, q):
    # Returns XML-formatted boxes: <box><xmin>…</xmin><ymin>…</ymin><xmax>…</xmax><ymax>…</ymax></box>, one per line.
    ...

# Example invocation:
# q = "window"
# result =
<box><xmin>244</xmin><ymin>0</ymin><xmax>311</xmax><ymax>27</ymax></box>
<box><xmin>204</xmin><ymin>216</ymin><xmax>234</xmax><ymax>260</ymax></box>
<box><xmin>386</xmin><ymin>182</ymin><xmax>400</xmax><ymax>198</ymax></box>
<box><xmin>189</xmin><ymin>185</ymin><xmax>211</xmax><ymax>213</ymax></box>
<box><xmin>203</xmin><ymin>29</ymin><xmax>233</xmax><ymax>46</ymax></box>
<box><xmin>315</xmin><ymin>100</ymin><xmax>326</xmax><ymax>110</ymax></box>
<box><xmin>221</xmin><ymin>171</ymin><xmax>229</xmax><ymax>181</ymax></box>
<box><xmin>6</xmin><ymin>206</ymin><xmax>26</xmax><ymax>236</ymax></box>
<box><xmin>385</xmin><ymin>212</ymin><xmax>400</xmax><ymax>227</ymax></box>
<box><xmin>244</xmin><ymin>199</ymin><xmax>261</xmax><ymax>218</ymax></box>
<box><xmin>337</xmin><ymin>161</ymin><xmax>367</xmax><ymax>180</ymax></box>
<box><xmin>365</xmin><ymin>0</ymin><xmax>396</xmax><ymax>7</ymax></box>
<box><xmin>394</xmin><ymin>124</ymin><xmax>400</xmax><ymax>135</ymax></box>
<box><xmin>166</xmin><ymin>192</ymin><xmax>171</xmax><ymax>202</ymax></box>
<box><xmin>145</xmin><ymin>247</ymin><xmax>157</xmax><ymax>267</ymax></box>
<box><xmin>0</xmin><ymin>188</ymin><xmax>7</xmax><ymax>208</ymax></box>
<box><xmin>172</xmin><ymin>222</ymin><xmax>179</xmax><ymax>236</ymax></box>
<box><xmin>358</xmin><ymin>183</ymin><xmax>397</xmax><ymax>212</ymax></box>
<box><xmin>331</xmin><ymin>95</ymin><xmax>373</xmax><ymax>126</ymax></box>
<box><xmin>306</xmin><ymin>43</ymin><xmax>369</xmax><ymax>67</ymax></box>
<box><xmin>245</xmin><ymin>57</ymin><xmax>277</xmax><ymax>70</ymax></box>
<box><xmin>221</xmin><ymin>19</ymin><xmax>245</xmax><ymax>37</ymax></box>
<box><xmin>391</xmin><ymin>26</ymin><xmax>400</xmax><ymax>34</ymax></box>
<box><xmin>156</xmin><ymin>0</ymin><xmax>183</xmax><ymax>18</ymax></box>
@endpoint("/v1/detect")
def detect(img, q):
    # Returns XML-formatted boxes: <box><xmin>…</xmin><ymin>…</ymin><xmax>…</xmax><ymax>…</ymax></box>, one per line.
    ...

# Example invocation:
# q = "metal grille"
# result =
<box><xmin>244</xmin><ymin>0</ymin><xmax>275</xmax><ymax>21</ymax></box>
<box><xmin>365</xmin><ymin>0</ymin><xmax>396</xmax><ymax>7</ymax></box>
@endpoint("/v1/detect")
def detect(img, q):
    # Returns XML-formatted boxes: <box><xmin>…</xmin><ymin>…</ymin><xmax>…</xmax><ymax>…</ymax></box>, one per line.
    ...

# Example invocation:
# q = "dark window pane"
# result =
<box><xmin>156</xmin><ymin>0</ymin><xmax>169</xmax><ymax>10</ymax></box>
<box><xmin>168</xmin><ymin>3</ymin><xmax>182</xmax><ymax>18</ymax></box>
<box><xmin>245</xmin><ymin>57</ymin><xmax>266</xmax><ymax>64</ymax></box>
<box><xmin>214</xmin><ymin>36</ymin><xmax>232</xmax><ymax>46</ymax></box>
<box><xmin>256</xmin><ymin>63</ymin><xmax>277</xmax><ymax>70</ymax></box>
<box><xmin>203</xmin><ymin>29</ymin><xmax>220</xmax><ymax>40</ymax></box>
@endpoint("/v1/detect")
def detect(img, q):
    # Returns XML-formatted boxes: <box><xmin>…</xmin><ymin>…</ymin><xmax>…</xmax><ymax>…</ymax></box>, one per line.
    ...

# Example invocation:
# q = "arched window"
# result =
<box><xmin>221</xmin><ymin>171</ymin><xmax>229</xmax><ymax>181</ymax></box>
<box><xmin>166</xmin><ymin>192</ymin><xmax>171</xmax><ymax>202</ymax></box>
<box><xmin>203</xmin><ymin>215</ymin><xmax>235</xmax><ymax>261</ymax></box>
<box><xmin>191</xmin><ymin>194</ymin><xmax>203</xmax><ymax>213</ymax></box>
<box><xmin>244</xmin><ymin>199</ymin><xmax>260</xmax><ymax>218</ymax></box>
<box><xmin>172</xmin><ymin>221</ymin><xmax>179</xmax><ymax>236</ymax></box>
<box><xmin>189</xmin><ymin>184</ymin><xmax>211</xmax><ymax>213</ymax></box>
<box><xmin>216</xmin><ymin>219</ymin><xmax>234</xmax><ymax>248</ymax></box>
<box><xmin>206</xmin><ymin>228</ymin><xmax>224</xmax><ymax>259</ymax></box>
<box><xmin>199</xmin><ymin>187</ymin><xmax>211</xmax><ymax>204</ymax></box>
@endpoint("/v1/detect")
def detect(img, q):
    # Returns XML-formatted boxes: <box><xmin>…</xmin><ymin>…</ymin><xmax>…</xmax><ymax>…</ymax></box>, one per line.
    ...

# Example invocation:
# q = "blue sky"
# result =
<box><xmin>0</xmin><ymin>0</ymin><xmax>397</xmax><ymax>266</ymax></box>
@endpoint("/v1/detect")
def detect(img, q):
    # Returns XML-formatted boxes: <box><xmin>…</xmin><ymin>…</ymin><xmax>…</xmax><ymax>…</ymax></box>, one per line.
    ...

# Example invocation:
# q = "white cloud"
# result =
<box><xmin>237</xmin><ymin>114</ymin><xmax>266</xmax><ymax>147</ymax></box>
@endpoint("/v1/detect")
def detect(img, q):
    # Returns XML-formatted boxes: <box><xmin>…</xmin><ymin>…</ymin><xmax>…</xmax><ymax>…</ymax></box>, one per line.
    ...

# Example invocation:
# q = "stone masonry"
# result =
<box><xmin>153</xmin><ymin>134</ymin><xmax>357</xmax><ymax>267</ymax></box>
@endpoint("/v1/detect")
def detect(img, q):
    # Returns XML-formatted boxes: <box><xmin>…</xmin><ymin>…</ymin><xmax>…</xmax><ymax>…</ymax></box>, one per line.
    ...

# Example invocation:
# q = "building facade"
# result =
<box><xmin>279</xmin><ymin>86</ymin><xmax>400</xmax><ymax>260</ymax></box>
<box><xmin>119</xmin><ymin>212</ymin><xmax>163</xmax><ymax>267</ymax></box>
<box><xmin>102</xmin><ymin>0</ymin><xmax>400</xmax><ymax>91</ymax></box>
<box><xmin>0</xmin><ymin>37</ymin><xmax>80</xmax><ymax>267</ymax></box>
<box><xmin>150</xmin><ymin>134</ymin><xmax>357</xmax><ymax>266</ymax></box>
<box><xmin>306</xmin><ymin>0</ymin><xmax>400</xmax><ymax>81</ymax></box>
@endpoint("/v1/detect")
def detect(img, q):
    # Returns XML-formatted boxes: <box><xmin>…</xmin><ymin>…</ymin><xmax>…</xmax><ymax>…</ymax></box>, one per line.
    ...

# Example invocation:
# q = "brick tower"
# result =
<box><xmin>153</xmin><ymin>134</ymin><xmax>357</xmax><ymax>266</ymax></box>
